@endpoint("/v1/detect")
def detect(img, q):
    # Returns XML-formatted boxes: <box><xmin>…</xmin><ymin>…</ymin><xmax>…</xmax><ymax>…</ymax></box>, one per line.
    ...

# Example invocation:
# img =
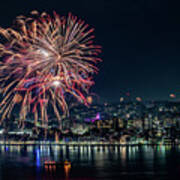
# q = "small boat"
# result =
<box><xmin>44</xmin><ymin>161</ymin><xmax>56</xmax><ymax>165</ymax></box>
<box><xmin>44</xmin><ymin>160</ymin><xmax>62</xmax><ymax>166</ymax></box>
<box><xmin>44</xmin><ymin>160</ymin><xmax>71</xmax><ymax>167</ymax></box>
<box><xmin>64</xmin><ymin>160</ymin><xmax>71</xmax><ymax>166</ymax></box>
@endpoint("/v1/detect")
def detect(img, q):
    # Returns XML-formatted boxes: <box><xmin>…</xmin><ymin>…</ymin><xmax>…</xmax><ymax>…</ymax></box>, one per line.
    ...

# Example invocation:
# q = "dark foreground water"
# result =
<box><xmin>0</xmin><ymin>144</ymin><xmax>180</xmax><ymax>180</ymax></box>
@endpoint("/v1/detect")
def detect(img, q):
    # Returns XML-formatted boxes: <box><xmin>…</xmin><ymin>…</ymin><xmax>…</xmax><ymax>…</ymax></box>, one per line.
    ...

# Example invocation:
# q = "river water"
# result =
<box><xmin>0</xmin><ymin>144</ymin><xmax>180</xmax><ymax>179</ymax></box>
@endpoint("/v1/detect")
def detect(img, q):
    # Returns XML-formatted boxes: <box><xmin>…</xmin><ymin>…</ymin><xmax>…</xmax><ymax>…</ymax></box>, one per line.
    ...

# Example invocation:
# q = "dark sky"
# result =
<box><xmin>1</xmin><ymin>0</ymin><xmax>180</xmax><ymax>102</ymax></box>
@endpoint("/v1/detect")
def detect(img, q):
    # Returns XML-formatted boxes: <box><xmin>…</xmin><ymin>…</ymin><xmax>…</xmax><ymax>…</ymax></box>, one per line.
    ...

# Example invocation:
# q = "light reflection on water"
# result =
<box><xmin>0</xmin><ymin>145</ymin><xmax>179</xmax><ymax>179</ymax></box>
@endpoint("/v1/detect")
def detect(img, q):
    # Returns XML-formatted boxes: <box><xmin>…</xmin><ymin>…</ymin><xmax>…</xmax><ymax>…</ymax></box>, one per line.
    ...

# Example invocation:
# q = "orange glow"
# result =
<box><xmin>87</xmin><ymin>96</ymin><xmax>93</xmax><ymax>104</ymax></box>
<box><xmin>64</xmin><ymin>161</ymin><xmax>71</xmax><ymax>179</ymax></box>
<box><xmin>170</xmin><ymin>94</ymin><xmax>176</xmax><ymax>98</ymax></box>
<box><xmin>13</xmin><ymin>94</ymin><xmax>23</xmax><ymax>103</ymax></box>
<box><xmin>136</xmin><ymin>97</ymin><xmax>142</xmax><ymax>102</ymax></box>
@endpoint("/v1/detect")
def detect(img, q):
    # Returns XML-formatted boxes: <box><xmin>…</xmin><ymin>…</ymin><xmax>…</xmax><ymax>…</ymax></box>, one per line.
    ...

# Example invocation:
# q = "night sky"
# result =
<box><xmin>1</xmin><ymin>0</ymin><xmax>180</xmax><ymax>102</ymax></box>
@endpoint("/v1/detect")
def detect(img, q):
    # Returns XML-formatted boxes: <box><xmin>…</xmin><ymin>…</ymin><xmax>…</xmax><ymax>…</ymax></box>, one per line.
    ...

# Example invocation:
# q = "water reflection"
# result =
<box><xmin>0</xmin><ymin>145</ymin><xmax>179</xmax><ymax>179</ymax></box>
<box><xmin>35</xmin><ymin>149</ymin><xmax>40</xmax><ymax>167</ymax></box>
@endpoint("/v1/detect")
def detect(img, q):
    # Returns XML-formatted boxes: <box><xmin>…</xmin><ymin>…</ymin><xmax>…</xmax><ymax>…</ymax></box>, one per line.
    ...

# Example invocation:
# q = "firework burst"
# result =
<box><xmin>0</xmin><ymin>11</ymin><xmax>101</xmax><ymax>128</ymax></box>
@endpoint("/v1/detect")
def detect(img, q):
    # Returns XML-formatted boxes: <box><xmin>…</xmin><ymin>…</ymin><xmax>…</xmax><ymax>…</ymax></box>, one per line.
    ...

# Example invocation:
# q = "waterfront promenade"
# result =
<box><xmin>0</xmin><ymin>140</ymin><xmax>178</xmax><ymax>146</ymax></box>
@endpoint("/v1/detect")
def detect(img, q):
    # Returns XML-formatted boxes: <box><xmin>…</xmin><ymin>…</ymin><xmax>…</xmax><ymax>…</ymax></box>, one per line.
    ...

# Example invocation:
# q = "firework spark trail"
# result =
<box><xmin>0</xmin><ymin>11</ymin><xmax>101</xmax><ymax>129</ymax></box>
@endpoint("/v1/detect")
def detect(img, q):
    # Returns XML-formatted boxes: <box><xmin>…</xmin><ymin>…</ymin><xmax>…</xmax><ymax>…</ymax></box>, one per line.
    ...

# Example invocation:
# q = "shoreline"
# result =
<box><xmin>0</xmin><ymin>141</ymin><xmax>179</xmax><ymax>146</ymax></box>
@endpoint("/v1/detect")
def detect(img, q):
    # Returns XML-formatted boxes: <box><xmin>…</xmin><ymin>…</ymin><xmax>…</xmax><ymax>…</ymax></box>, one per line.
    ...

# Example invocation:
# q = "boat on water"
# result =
<box><xmin>44</xmin><ymin>160</ymin><xmax>71</xmax><ymax>167</ymax></box>
<box><xmin>64</xmin><ymin>160</ymin><xmax>71</xmax><ymax>166</ymax></box>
